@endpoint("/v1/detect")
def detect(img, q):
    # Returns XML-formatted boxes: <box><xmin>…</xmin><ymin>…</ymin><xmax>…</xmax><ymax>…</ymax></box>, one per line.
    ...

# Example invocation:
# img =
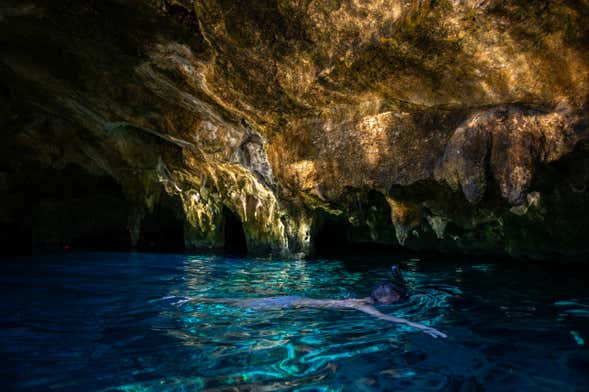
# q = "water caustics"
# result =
<box><xmin>1</xmin><ymin>252</ymin><xmax>588</xmax><ymax>391</ymax></box>
<box><xmin>151</xmin><ymin>256</ymin><xmax>456</xmax><ymax>390</ymax></box>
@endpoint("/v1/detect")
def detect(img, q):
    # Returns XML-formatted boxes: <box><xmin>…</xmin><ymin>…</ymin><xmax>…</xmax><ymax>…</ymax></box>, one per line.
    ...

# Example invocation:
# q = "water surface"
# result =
<box><xmin>1</xmin><ymin>252</ymin><xmax>588</xmax><ymax>391</ymax></box>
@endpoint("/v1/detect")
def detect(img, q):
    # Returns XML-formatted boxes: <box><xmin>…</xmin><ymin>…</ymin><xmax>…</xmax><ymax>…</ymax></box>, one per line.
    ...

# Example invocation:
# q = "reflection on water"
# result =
<box><xmin>0</xmin><ymin>252</ymin><xmax>588</xmax><ymax>391</ymax></box>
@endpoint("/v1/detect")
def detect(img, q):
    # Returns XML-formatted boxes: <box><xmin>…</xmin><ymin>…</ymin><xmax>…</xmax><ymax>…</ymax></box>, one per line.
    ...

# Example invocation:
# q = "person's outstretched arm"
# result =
<box><xmin>155</xmin><ymin>296</ymin><xmax>237</xmax><ymax>305</ymax></box>
<box><xmin>355</xmin><ymin>304</ymin><xmax>447</xmax><ymax>338</ymax></box>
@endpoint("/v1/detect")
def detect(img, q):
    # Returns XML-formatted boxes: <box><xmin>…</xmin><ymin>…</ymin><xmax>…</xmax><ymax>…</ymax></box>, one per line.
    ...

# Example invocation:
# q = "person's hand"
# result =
<box><xmin>420</xmin><ymin>326</ymin><xmax>447</xmax><ymax>339</ymax></box>
<box><xmin>407</xmin><ymin>322</ymin><xmax>447</xmax><ymax>339</ymax></box>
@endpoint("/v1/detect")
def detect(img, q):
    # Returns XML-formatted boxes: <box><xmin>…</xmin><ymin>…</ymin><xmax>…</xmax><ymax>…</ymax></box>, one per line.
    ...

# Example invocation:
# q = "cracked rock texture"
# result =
<box><xmin>1</xmin><ymin>0</ymin><xmax>588</xmax><ymax>260</ymax></box>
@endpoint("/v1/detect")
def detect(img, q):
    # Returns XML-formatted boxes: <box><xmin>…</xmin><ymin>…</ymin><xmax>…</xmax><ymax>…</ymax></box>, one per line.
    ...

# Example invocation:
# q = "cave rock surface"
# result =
<box><xmin>1</xmin><ymin>0</ymin><xmax>588</xmax><ymax>259</ymax></box>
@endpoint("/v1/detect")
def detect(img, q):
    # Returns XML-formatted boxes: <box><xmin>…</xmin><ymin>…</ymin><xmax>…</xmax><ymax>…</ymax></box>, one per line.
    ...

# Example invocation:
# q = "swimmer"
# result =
<box><xmin>169</xmin><ymin>266</ymin><xmax>447</xmax><ymax>339</ymax></box>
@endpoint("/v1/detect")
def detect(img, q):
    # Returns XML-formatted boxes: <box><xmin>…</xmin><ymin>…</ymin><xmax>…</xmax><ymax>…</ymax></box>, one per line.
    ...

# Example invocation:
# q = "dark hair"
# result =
<box><xmin>370</xmin><ymin>282</ymin><xmax>408</xmax><ymax>304</ymax></box>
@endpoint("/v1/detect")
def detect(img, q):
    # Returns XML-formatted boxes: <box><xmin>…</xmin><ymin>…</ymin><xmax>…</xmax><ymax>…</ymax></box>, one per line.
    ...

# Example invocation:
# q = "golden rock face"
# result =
<box><xmin>1</xmin><ymin>0</ymin><xmax>588</xmax><ymax>259</ymax></box>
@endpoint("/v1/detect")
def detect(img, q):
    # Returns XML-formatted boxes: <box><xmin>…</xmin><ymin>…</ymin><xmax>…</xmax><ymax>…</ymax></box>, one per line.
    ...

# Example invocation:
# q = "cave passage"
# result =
<box><xmin>0</xmin><ymin>223</ymin><xmax>31</xmax><ymax>256</ymax></box>
<box><xmin>139</xmin><ymin>195</ymin><xmax>186</xmax><ymax>251</ymax></box>
<box><xmin>312</xmin><ymin>215</ymin><xmax>353</xmax><ymax>256</ymax></box>
<box><xmin>312</xmin><ymin>213</ymin><xmax>399</xmax><ymax>259</ymax></box>
<box><xmin>222</xmin><ymin>206</ymin><xmax>247</xmax><ymax>255</ymax></box>
<box><xmin>2</xmin><ymin>163</ymin><xmax>133</xmax><ymax>254</ymax></box>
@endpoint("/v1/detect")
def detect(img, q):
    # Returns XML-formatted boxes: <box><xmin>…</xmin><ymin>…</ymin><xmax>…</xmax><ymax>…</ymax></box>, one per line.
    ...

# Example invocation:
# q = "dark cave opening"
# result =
<box><xmin>312</xmin><ymin>214</ymin><xmax>353</xmax><ymax>256</ymax></box>
<box><xmin>222</xmin><ymin>206</ymin><xmax>247</xmax><ymax>255</ymax></box>
<box><xmin>0</xmin><ymin>222</ymin><xmax>32</xmax><ymax>256</ymax></box>
<box><xmin>39</xmin><ymin>165</ymin><xmax>132</xmax><ymax>251</ymax></box>
<box><xmin>65</xmin><ymin>196</ymin><xmax>132</xmax><ymax>251</ymax></box>
<box><xmin>2</xmin><ymin>163</ymin><xmax>133</xmax><ymax>253</ymax></box>
<box><xmin>312</xmin><ymin>211</ymin><xmax>399</xmax><ymax>259</ymax></box>
<box><xmin>138</xmin><ymin>195</ymin><xmax>186</xmax><ymax>251</ymax></box>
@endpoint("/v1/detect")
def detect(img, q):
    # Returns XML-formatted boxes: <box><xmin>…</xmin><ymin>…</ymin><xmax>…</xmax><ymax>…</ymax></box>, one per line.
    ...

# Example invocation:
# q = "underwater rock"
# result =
<box><xmin>1</xmin><ymin>0</ymin><xmax>588</xmax><ymax>259</ymax></box>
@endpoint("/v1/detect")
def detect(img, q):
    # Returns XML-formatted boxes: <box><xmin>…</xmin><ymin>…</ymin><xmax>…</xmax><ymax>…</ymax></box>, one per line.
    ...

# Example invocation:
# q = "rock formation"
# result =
<box><xmin>1</xmin><ymin>0</ymin><xmax>588</xmax><ymax>260</ymax></box>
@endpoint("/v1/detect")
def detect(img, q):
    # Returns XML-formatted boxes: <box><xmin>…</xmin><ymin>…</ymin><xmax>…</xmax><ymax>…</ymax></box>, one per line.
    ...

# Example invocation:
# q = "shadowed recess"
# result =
<box><xmin>222</xmin><ymin>206</ymin><xmax>247</xmax><ymax>255</ymax></box>
<box><xmin>313</xmin><ymin>213</ymin><xmax>352</xmax><ymax>256</ymax></box>
<box><xmin>2</xmin><ymin>163</ymin><xmax>132</xmax><ymax>252</ymax></box>
<box><xmin>139</xmin><ymin>195</ymin><xmax>186</xmax><ymax>251</ymax></box>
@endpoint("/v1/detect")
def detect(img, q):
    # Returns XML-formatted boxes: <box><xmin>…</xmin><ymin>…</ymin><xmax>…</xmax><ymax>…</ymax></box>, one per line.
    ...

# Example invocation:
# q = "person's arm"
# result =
<box><xmin>355</xmin><ymin>304</ymin><xmax>447</xmax><ymax>338</ymax></box>
<box><xmin>156</xmin><ymin>296</ymin><xmax>237</xmax><ymax>305</ymax></box>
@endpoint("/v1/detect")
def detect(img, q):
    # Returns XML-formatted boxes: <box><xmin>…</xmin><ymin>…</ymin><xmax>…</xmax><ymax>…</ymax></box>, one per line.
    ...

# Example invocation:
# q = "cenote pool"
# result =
<box><xmin>1</xmin><ymin>252</ymin><xmax>588</xmax><ymax>391</ymax></box>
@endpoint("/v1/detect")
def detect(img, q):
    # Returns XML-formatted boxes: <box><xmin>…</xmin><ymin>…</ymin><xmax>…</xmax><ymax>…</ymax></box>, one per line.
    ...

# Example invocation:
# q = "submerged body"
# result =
<box><xmin>171</xmin><ymin>266</ymin><xmax>446</xmax><ymax>338</ymax></box>
<box><xmin>186</xmin><ymin>294</ymin><xmax>446</xmax><ymax>338</ymax></box>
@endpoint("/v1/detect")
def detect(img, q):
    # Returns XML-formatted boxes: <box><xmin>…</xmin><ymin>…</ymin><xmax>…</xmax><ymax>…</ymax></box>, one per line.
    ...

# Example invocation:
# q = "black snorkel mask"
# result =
<box><xmin>391</xmin><ymin>264</ymin><xmax>404</xmax><ymax>283</ymax></box>
<box><xmin>390</xmin><ymin>265</ymin><xmax>410</xmax><ymax>303</ymax></box>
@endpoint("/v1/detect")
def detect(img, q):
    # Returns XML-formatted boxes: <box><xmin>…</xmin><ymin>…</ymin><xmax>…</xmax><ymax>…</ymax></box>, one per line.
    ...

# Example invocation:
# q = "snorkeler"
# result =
<box><xmin>168</xmin><ymin>265</ymin><xmax>447</xmax><ymax>339</ymax></box>
<box><xmin>239</xmin><ymin>283</ymin><xmax>445</xmax><ymax>338</ymax></box>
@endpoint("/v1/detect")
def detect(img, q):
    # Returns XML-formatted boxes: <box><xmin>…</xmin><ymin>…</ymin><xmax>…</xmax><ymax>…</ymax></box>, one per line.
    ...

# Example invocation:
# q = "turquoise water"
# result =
<box><xmin>1</xmin><ymin>252</ymin><xmax>588</xmax><ymax>391</ymax></box>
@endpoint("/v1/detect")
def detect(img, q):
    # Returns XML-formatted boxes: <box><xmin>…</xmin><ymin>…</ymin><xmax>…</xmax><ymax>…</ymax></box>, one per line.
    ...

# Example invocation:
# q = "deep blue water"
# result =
<box><xmin>1</xmin><ymin>252</ymin><xmax>588</xmax><ymax>391</ymax></box>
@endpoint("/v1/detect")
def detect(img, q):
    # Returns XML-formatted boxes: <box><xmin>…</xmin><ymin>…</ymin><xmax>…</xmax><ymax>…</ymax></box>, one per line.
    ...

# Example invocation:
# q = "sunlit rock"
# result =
<box><xmin>1</xmin><ymin>0</ymin><xmax>588</xmax><ymax>259</ymax></box>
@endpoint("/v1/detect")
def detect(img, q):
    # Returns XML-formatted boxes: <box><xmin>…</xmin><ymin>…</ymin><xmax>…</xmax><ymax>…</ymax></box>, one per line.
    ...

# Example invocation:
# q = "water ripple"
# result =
<box><xmin>2</xmin><ymin>253</ymin><xmax>588</xmax><ymax>391</ymax></box>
